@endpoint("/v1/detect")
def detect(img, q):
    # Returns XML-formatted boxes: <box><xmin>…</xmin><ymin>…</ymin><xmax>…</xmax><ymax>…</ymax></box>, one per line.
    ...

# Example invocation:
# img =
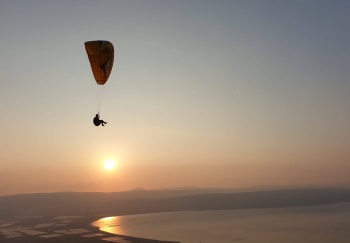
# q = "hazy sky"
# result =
<box><xmin>1</xmin><ymin>0</ymin><xmax>350</xmax><ymax>195</ymax></box>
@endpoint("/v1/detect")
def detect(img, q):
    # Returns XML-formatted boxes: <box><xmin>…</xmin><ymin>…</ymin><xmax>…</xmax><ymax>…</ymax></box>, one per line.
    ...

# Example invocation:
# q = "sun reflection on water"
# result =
<box><xmin>92</xmin><ymin>216</ymin><xmax>124</xmax><ymax>235</ymax></box>
<box><xmin>101</xmin><ymin>216</ymin><xmax>115</xmax><ymax>222</ymax></box>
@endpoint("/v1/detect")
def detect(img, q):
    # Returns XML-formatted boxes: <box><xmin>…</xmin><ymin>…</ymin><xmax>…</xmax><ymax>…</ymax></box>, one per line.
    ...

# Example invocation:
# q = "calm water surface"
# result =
<box><xmin>92</xmin><ymin>203</ymin><xmax>350</xmax><ymax>243</ymax></box>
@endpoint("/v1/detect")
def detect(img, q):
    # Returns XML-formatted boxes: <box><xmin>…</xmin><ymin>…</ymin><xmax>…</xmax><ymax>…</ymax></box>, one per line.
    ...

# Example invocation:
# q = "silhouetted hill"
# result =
<box><xmin>0</xmin><ymin>188</ymin><xmax>349</xmax><ymax>218</ymax></box>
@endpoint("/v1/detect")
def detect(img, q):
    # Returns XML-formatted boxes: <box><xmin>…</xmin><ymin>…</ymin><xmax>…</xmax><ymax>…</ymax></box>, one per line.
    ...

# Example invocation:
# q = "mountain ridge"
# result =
<box><xmin>0</xmin><ymin>187</ymin><xmax>349</xmax><ymax>219</ymax></box>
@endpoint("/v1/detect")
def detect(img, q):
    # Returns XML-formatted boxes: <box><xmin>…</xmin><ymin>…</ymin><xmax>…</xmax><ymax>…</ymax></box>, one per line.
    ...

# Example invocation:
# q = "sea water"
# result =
<box><xmin>92</xmin><ymin>203</ymin><xmax>350</xmax><ymax>243</ymax></box>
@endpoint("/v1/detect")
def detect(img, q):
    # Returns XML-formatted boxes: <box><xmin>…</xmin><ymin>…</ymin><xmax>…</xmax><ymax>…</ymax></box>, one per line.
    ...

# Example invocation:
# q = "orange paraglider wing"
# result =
<box><xmin>85</xmin><ymin>40</ymin><xmax>114</xmax><ymax>85</ymax></box>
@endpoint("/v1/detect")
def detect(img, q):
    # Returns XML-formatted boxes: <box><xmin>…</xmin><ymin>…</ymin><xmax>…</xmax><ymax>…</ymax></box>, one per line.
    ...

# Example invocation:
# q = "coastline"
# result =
<box><xmin>0</xmin><ymin>215</ymin><xmax>179</xmax><ymax>243</ymax></box>
<box><xmin>1</xmin><ymin>188</ymin><xmax>349</xmax><ymax>242</ymax></box>
<box><xmin>89</xmin><ymin>215</ymin><xmax>180</xmax><ymax>243</ymax></box>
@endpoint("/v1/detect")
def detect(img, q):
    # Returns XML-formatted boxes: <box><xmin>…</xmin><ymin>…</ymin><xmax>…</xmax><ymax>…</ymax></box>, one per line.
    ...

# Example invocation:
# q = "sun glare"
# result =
<box><xmin>104</xmin><ymin>159</ymin><xmax>116</xmax><ymax>170</ymax></box>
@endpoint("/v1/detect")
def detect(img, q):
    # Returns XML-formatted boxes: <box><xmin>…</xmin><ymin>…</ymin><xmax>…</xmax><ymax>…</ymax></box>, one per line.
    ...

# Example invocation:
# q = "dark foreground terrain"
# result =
<box><xmin>0</xmin><ymin>187</ymin><xmax>349</xmax><ymax>242</ymax></box>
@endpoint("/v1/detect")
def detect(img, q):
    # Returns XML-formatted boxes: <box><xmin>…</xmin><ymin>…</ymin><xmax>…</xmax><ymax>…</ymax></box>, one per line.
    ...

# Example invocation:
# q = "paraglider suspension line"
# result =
<box><xmin>96</xmin><ymin>85</ymin><xmax>105</xmax><ymax>114</ymax></box>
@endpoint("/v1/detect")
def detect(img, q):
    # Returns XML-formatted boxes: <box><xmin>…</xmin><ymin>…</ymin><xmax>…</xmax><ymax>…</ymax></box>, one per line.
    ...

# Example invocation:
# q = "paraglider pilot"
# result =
<box><xmin>93</xmin><ymin>114</ymin><xmax>107</xmax><ymax>126</ymax></box>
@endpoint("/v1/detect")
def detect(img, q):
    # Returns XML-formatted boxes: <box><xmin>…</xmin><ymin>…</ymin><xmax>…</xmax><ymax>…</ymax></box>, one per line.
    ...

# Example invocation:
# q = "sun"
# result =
<box><xmin>104</xmin><ymin>159</ymin><xmax>116</xmax><ymax>170</ymax></box>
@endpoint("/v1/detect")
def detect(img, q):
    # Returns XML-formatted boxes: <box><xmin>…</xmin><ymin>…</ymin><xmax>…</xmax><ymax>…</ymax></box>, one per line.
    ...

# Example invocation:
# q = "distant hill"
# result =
<box><xmin>0</xmin><ymin>188</ymin><xmax>349</xmax><ymax>219</ymax></box>
<box><xmin>130</xmin><ymin>187</ymin><xmax>148</xmax><ymax>191</ymax></box>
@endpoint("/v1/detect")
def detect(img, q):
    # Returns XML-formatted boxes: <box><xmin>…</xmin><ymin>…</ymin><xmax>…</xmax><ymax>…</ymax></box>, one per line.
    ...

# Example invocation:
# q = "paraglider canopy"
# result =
<box><xmin>85</xmin><ymin>40</ymin><xmax>114</xmax><ymax>85</ymax></box>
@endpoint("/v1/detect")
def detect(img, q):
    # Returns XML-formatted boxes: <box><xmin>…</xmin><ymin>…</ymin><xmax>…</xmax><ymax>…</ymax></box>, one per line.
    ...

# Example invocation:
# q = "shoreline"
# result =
<box><xmin>0</xmin><ymin>214</ymin><xmax>179</xmax><ymax>243</ymax></box>
<box><xmin>1</xmin><ymin>188</ymin><xmax>349</xmax><ymax>242</ymax></box>
<box><xmin>89</xmin><ymin>215</ymin><xmax>180</xmax><ymax>243</ymax></box>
